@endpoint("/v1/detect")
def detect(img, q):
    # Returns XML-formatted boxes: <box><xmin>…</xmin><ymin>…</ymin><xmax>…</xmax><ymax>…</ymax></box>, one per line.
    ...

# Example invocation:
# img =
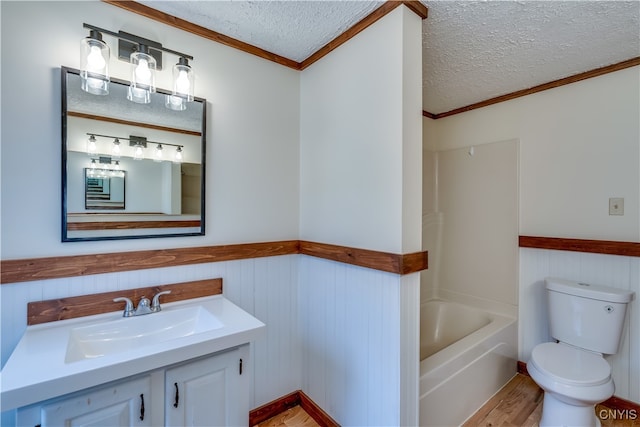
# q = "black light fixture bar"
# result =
<box><xmin>83</xmin><ymin>23</ymin><xmax>194</xmax><ymax>64</ymax></box>
<box><xmin>87</xmin><ymin>133</ymin><xmax>184</xmax><ymax>149</ymax></box>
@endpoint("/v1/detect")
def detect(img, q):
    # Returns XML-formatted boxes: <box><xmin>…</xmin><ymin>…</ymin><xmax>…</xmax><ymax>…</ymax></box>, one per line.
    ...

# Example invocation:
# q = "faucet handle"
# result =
<box><xmin>151</xmin><ymin>290</ymin><xmax>172</xmax><ymax>312</ymax></box>
<box><xmin>113</xmin><ymin>297</ymin><xmax>134</xmax><ymax>317</ymax></box>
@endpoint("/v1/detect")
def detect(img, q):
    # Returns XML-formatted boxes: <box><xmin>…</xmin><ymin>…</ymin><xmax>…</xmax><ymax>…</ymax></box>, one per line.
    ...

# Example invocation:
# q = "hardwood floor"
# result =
<box><xmin>255</xmin><ymin>405</ymin><xmax>321</xmax><ymax>427</ymax></box>
<box><xmin>256</xmin><ymin>374</ymin><xmax>638</xmax><ymax>426</ymax></box>
<box><xmin>465</xmin><ymin>374</ymin><xmax>639</xmax><ymax>427</ymax></box>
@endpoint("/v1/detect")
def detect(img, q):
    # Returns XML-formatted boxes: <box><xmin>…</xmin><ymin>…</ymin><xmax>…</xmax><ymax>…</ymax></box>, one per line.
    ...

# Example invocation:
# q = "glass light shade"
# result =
<box><xmin>111</xmin><ymin>138</ymin><xmax>121</xmax><ymax>157</ymax></box>
<box><xmin>154</xmin><ymin>144</ymin><xmax>163</xmax><ymax>162</ymax></box>
<box><xmin>86</xmin><ymin>135</ymin><xmax>98</xmax><ymax>155</ymax></box>
<box><xmin>166</xmin><ymin>58</ymin><xmax>194</xmax><ymax>111</ymax></box>
<box><xmin>165</xmin><ymin>94</ymin><xmax>186</xmax><ymax>111</ymax></box>
<box><xmin>127</xmin><ymin>49</ymin><xmax>156</xmax><ymax>104</ymax></box>
<box><xmin>174</xmin><ymin>146</ymin><xmax>183</xmax><ymax>163</ymax></box>
<box><xmin>133</xmin><ymin>144</ymin><xmax>144</xmax><ymax>160</ymax></box>
<box><xmin>80</xmin><ymin>32</ymin><xmax>110</xmax><ymax>95</ymax></box>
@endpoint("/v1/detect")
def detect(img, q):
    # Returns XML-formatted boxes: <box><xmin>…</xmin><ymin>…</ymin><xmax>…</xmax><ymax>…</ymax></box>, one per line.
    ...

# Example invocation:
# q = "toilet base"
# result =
<box><xmin>540</xmin><ymin>392</ymin><xmax>601</xmax><ymax>427</ymax></box>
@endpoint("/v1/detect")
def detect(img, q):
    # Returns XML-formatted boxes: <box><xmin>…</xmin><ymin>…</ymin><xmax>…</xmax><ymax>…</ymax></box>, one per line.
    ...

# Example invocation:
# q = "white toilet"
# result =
<box><xmin>528</xmin><ymin>277</ymin><xmax>635</xmax><ymax>427</ymax></box>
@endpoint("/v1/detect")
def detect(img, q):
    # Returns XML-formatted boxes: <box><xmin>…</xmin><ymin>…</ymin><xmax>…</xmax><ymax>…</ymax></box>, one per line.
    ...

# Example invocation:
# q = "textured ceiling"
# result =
<box><xmin>137</xmin><ymin>0</ymin><xmax>640</xmax><ymax>115</ymax></box>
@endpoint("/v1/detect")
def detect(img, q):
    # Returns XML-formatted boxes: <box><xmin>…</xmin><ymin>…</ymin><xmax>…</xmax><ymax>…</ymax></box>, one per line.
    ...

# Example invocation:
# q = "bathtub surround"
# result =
<box><xmin>424</xmin><ymin>65</ymin><xmax>640</xmax><ymax>403</ymax></box>
<box><xmin>2</xmin><ymin>2</ymin><xmax>424</xmax><ymax>426</ymax></box>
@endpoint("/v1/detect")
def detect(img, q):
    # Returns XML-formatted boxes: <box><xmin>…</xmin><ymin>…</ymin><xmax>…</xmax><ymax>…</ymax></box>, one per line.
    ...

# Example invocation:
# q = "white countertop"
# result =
<box><xmin>1</xmin><ymin>295</ymin><xmax>265</xmax><ymax>411</ymax></box>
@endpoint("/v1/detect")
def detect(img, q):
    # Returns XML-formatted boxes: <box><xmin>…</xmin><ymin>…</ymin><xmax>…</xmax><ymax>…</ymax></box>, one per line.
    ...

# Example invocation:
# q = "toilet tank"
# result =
<box><xmin>546</xmin><ymin>277</ymin><xmax>635</xmax><ymax>354</ymax></box>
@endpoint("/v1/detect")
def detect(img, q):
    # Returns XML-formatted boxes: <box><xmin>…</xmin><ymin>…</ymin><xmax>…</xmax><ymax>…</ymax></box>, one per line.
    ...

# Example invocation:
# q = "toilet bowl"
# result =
<box><xmin>528</xmin><ymin>342</ymin><xmax>614</xmax><ymax>427</ymax></box>
<box><xmin>528</xmin><ymin>278</ymin><xmax>634</xmax><ymax>427</ymax></box>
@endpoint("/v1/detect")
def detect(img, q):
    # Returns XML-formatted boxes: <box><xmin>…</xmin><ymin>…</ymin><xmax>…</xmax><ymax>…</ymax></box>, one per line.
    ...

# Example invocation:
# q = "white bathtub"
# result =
<box><xmin>419</xmin><ymin>299</ymin><xmax>517</xmax><ymax>426</ymax></box>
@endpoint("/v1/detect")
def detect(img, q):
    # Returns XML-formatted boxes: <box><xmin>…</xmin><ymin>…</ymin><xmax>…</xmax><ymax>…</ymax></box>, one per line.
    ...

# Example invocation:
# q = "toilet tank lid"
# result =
<box><xmin>546</xmin><ymin>278</ymin><xmax>635</xmax><ymax>303</ymax></box>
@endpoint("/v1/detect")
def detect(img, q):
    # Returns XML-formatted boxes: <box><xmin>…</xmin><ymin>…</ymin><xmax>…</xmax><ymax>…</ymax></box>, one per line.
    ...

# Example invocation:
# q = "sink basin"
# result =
<box><xmin>65</xmin><ymin>306</ymin><xmax>224</xmax><ymax>363</ymax></box>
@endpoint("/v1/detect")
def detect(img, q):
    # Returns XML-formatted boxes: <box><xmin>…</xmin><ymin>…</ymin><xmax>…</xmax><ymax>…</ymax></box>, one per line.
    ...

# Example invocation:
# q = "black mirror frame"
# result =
<box><xmin>61</xmin><ymin>66</ymin><xmax>206</xmax><ymax>242</ymax></box>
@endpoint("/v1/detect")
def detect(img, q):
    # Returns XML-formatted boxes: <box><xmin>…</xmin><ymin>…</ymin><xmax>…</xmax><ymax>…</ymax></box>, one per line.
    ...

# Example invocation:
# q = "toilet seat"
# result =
<box><xmin>530</xmin><ymin>342</ymin><xmax>611</xmax><ymax>387</ymax></box>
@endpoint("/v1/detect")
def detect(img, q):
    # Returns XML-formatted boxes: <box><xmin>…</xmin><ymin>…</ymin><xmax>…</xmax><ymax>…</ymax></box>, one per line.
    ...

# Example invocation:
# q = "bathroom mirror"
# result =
<box><xmin>85</xmin><ymin>169</ymin><xmax>126</xmax><ymax>210</ymax></box>
<box><xmin>62</xmin><ymin>67</ymin><xmax>206</xmax><ymax>241</ymax></box>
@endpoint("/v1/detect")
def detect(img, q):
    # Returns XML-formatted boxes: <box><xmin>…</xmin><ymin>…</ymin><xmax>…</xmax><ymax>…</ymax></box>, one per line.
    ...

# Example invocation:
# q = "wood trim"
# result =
<box><xmin>422</xmin><ymin>110</ymin><xmax>437</xmax><ymax>119</ymax></box>
<box><xmin>67</xmin><ymin>220</ymin><xmax>201</xmax><ymax>231</ymax></box>
<box><xmin>519</xmin><ymin>236</ymin><xmax>640</xmax><ymax>258</ymax></box>
<box><xmin>249</xmin><ymin>390</ymin><xmax>302</xmax><ymax>426</ymax></box>
<box><xmin>425</xmin><ymin>57</ymin><xmax>640</xmax><ymax>119</ymax></box>
<box><xmin>517</xmin><ymin>360</ymin><xmax>529</xmax><ymax>376</ymax></box>
<box><xmin>67</xmin><ymin>111</ymin><xmax>202</xmax><ymax>136</ymax></box>
<box><xmin>299</xmin><ymin>390</ymin><xmax>341</xmax><ymax>427</ymax></box>
<box><xmin>1</xmin><ymin>241</ymin><xmax>427</xmax><ymax>284</ymax></box>
<box><xmin>102</xmin><ymin>0</ymin><xmax>300</xmax><ymax>70</ymax></box>
<box><xmin>103</xmin><ymin>0</ymin><xmax>427</xmax><ymax>73</ymax></box>
<box><xmin>299</xmin><ymin>241</ymin><xmax>427</xmax><ymax>275</ymax></box>
<box><xmin>27</xmin><ymin>278</ymin><xmax>222</xmax><ymax>325</ymax></box>
<box><xmin>299</xmin><ymin>1</ymin><xmax>427</xmax><ymax>71</ymax></box>
<box><xmin>0</xmin><ymin>241</ymin><xmax>299</xmax><ymax>284</ymax></box>
<box><xmin>518</xmin><ymin>361</ymin><xmax>640</xmax><ymax>410</ymax></box>
<box><xmin>249</xmin><ymin>390</ymin><xmax>341</xmax><ymax>427</ymax></box>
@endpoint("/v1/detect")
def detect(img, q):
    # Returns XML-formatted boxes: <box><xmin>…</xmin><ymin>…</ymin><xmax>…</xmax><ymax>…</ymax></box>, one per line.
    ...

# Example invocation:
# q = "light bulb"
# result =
<box><xmin>90</xmin><ymin>159</ymin><xmax>97</xmax><ymax>169</ymax></box>
<box><xmin>174</xmin><ymin>147</ymin><xmax>183</xmax><ymax>162</ymax></box>
<box><xmin>135</xmin><ymin>58</ymin><xmax>151</xmax><ymax>85</ymax></box>
<box><xmin>133</xmin><ymin>144</ymin><xmax>144</xmax><ymax>160</ymax></box>
<box><xmin>86</xmin><ymin>135</ymin><xmax>97</xmax><ymax>155</ymax></box>
<box><xmin>111</xmin><ymin>138</ymin><xmax>121</xmax><ymax>157</ymax></box>
<box><xmin>176</xmin><ymin>70</ymin><xmax>191</xmax><ymax>94</ymax></box>
<box><xmin>154</xmin><ymin>144</ymin><xmax>163</xmax><ymax>161</ymax></box>
<box><xmin>87</xmin><ymin>45</ymin><xmax>106</xmax><ymax>71</ymax></box>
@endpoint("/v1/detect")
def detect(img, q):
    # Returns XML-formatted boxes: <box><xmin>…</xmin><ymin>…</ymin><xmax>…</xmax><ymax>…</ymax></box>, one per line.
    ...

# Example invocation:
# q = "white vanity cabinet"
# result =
<box><xmin>17</xmin><ymin>375</ymin><xmax>155</xmax><ymax>427</ymax></box>
<box><xmin>165</xmin><ymin>345</ymin><xmax>249</xmax><ymax>426</ymax></box>
<box><xmin>16</xmin><ymin>346</ymin><xmax>250</xmax><ymax>427</ymax></box>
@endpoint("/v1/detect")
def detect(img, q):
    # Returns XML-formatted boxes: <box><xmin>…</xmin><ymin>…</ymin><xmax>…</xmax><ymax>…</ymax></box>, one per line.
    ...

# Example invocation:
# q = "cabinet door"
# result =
<box><xmin>165</xmin><ymin>346</ymin><xmax>248</xmax><ymax>427</ymax></box>
<box><xmin>40</xmin><ymin>375</ymin><xmax>152</xmax><ymax>427</ymax></box>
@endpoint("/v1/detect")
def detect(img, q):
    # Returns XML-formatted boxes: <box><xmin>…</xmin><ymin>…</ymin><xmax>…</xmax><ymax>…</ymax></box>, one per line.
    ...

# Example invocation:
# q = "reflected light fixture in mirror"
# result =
<box><xmin>80</xmin><ymin>23</ymin><xmax>195</xmax><ymax>110</ymax></box>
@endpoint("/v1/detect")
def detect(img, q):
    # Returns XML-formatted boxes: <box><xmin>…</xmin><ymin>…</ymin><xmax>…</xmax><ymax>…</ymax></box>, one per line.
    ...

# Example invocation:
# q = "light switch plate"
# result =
<box><xmin>609</xmin><ymin>198</ymin><xmax>624</xmax><ymax>216</ymax></box>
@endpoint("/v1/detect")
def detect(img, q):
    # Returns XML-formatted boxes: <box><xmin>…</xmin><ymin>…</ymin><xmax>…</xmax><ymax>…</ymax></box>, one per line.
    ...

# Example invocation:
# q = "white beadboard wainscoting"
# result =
<box><xmin>298</xmin><ymin>255</ymin><xmax>420</xmax><ymax>426</ymax></box>
<box><xmin>0</xmin><ymin>255</ymin><xmax>302</xmax><ymax>411</ymax></box>
<box><xmin>1</xmin><ymin>253</ymin><xmax>420</xmax><ymax>424</ymax></box>
<box><xmin>519</xmin><ymin>248</ymin><xmax>640</xmax><ymax>403</ymax></box>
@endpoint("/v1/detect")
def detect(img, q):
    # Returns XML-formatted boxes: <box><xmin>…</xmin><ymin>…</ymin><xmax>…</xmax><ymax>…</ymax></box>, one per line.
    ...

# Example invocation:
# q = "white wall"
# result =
<box><xmin>300</xmin><ymin>7</ymin><xmax>422</xmax><ymax>255</ymax></box>
<box><xmin>424</xmin><ymin>66</ymin><xmax>640</xmax><ymax>402</ymax></box>
<box><xmin>1</xmin><ymin>0</ymin><xmax>301</xmax><ymax>419</ymax></box>
<box><xmin>1</xmin><ymin>2</ymin><xmax>424</xmax><ymax>425</ymax></box>
<box><xmin>0</xmin><ymin>0</ymin><xmax>300</xmax><ymax>260</ymax></box>
<box><xmin>299</xmin><ymin>6</ymin><xmax>422</xmax><ymax>424</ymax></box>
<box><xmin>425</xmin><ymin>67</ymin><xmax>639</xmax><ymax>242</ymax></box>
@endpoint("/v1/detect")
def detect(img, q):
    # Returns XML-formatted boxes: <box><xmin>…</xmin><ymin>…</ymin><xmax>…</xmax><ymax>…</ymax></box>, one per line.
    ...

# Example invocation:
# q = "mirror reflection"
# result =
<box><xmin>62</xmin><ymin>67</ymin><xmax>206</xmax><ymax>241</ymax></box>
<box><xmin>85</xmin><ymin>168</ymin><xmax>126</xmax><ymax>210</ymax></box>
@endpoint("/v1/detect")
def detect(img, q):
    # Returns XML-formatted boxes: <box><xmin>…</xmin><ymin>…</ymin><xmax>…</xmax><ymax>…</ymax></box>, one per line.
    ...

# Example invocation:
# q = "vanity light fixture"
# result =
<box><xmin>165</xmin><ymin>57</ymin><xmax>194</xmax><ymax>111</ymax></box>
<box><xmin>86</xmin><ymin>134</ymin><xmax>98</xmax><ymax>156</ymax></box>
<box><xmin>111</xmin><ymin>138</ymin><xmax>121</xmax><ymax>157</ymax></box>
<box><xmin>85</xmin><ymin>133</ymin><xmax>184</xmax><ymax>163</ymax></box>
<box><xmin>80</xmin><ymin>30</ymin><xmax>110</xmax><ymax>95</ymax></box>
<box><xmin>127</xmin><ymin>45</ymin><xmax>156</xmax><ymax>104</ymax></box>
<box><xmin>87</xmin><ymin>156</ymin><xmax>125</xmax><ymax>178</ymax></box>
<box><xmin>154</xmin><ymin>144</ymin><xmax>163</xmax><ymax>162</ymax></box>
<box><xmin>80</xmin><ymin>23</ymin><xmax>195</xmax><ymax>108</ymax></box>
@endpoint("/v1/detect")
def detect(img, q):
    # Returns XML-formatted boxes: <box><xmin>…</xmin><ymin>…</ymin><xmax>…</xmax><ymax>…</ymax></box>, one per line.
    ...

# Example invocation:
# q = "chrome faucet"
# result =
<box><xmin>151</xmin><ymin>290</ymin><xmax>171</xmax><ymax>313</ymax></box>
<box><xmin>114</xmin><ymin>290</ymin><xmax>172</xmax><ymax>317</ymax></box>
